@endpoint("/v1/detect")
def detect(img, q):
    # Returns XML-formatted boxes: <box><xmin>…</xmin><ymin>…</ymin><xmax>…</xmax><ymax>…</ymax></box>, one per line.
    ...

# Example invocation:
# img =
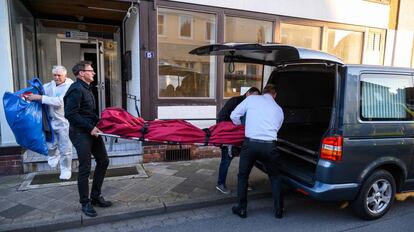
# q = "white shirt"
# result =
<box><xmin>230</xmin><ymin>94</ymin><xmax>284</xmax><ymax>141</ymax></box>
<box><xmin>41</xmin><ymin>78</ymin><xmax>74</xmax><ymax>129</ymax></box>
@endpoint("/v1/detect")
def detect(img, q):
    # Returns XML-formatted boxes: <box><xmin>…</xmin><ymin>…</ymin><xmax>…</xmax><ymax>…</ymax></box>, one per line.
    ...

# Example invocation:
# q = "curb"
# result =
<box><xmin>0</xmin><ymin>192</ymin><xmax>272</xmax><ymax>232</ymax></box>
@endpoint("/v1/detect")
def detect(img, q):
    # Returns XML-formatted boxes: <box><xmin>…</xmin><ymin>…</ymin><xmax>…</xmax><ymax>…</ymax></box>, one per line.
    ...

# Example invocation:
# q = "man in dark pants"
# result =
<box><xmin>216</xmin><ymin>87</ymin><xmax>260</xmax><ymax>194</ymax></box>
<box><xmin>230</xmin><ymin>84</ymin><xmax>284</xmax><ymax>219</ymax></box>
<box><xmin>64</xmin><ymin>61</ymin><xmax>111</xmax><ymax>217</ymax></box>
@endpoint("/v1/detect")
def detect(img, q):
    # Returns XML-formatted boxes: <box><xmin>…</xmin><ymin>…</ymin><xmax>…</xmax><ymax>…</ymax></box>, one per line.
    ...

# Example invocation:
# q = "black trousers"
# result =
<box><xmin>237</xmin><ymin>139</ymin><xmax>283</xmax><ymax>212</ymax></box>
<box><xmin>69</xmin><ymin>128</ymin><xmax>109</xmax><ymax>205</ymax></box>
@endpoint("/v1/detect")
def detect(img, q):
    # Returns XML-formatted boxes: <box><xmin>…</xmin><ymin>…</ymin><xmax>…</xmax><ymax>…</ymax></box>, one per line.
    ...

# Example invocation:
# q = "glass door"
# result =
<box><xmin>56</xmin><ymin>38</ymin><xmax>106</xmax><ymax>114</ymax></box>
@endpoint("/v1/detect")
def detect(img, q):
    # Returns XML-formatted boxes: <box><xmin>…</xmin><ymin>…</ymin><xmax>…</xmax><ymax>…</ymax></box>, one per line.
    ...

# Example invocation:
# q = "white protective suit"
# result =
<box><xmin>41</xmin><ymin>78</ymin><xmax>74</xmax><ymax>178</ymax></box>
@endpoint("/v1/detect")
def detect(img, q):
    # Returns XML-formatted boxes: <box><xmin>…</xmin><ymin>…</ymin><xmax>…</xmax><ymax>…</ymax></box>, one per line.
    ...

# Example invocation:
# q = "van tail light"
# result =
<box><xmin>320</xmin><ymin>136</ymin><xmax>343</xmax><ymax>161</ymax></box>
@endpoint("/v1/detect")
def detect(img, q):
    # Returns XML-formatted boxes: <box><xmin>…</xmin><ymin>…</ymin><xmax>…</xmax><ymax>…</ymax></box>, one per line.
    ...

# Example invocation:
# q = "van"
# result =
<box><xmin>191</xmin><ymin>43</ymin><xmax>414</xmax><ymax>220</ymax></box>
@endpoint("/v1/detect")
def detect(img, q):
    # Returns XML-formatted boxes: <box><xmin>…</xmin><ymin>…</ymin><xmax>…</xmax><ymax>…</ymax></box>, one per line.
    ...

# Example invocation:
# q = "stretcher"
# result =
<box><xmin>96</xmin><ymin>107</ymin><xmax>245</xmax><ymax>146</ymax></box>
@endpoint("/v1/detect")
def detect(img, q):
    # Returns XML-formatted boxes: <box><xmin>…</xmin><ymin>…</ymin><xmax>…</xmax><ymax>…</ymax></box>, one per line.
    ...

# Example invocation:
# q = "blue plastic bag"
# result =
<box><xmin>2</xmin><ymin>78</ymin><xmax>54</xmax><ymax>156</ymax></box>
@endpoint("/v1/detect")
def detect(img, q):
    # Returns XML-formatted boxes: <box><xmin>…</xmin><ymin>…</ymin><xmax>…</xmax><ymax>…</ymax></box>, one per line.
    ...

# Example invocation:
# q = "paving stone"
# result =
<box><xmin>101</xmin><ymin>185</ymin><xmax>122</xmax><ymax>197</ymax></box>
<box><xmin>20</xmin><ymin>194</ymin><xmax>53</xmax><ymax>209</ymax></box>
<box><xmin>171</xmin><ymin>181</ymin><xmax>196</xmax><ymax>194</ymax></box>
<box><xmin>0</xmin><ymin>175</ymin><xmax>23</xmax><ymax>185</ymax></box>
<box><xmin>0</xmin><ymin>204</ymin><xmax>36</xmax><ymax>219</ymax></box>
<box><xmin>195</xmin><ymin>168</ymin><xmax>215</xmax><ymax>176</ymax></box>
<box><xmin>7</xmin><ymin>190</ymin><xmax>38</xmax><ymax>204</ymax></box>
<box><xmin>188</xmin><ymin>187</ymin><xmax>209</xmax><ymax>199</ymax></box>
<box><xmin>42</xmin><ymin>187</ymin><xmax>75</xmax><ymax>200</ymax></box>
<box><xmin>0</xmin><ymin>199</ymin><xmax>18</xmax><ymax>212</ymax></box>
<box><xmin>59</xmin><ymin>191</ymin><xmax>79</xmax><ymax>203</ymax></box>
<box><xmin>0</xmin><ymin>157</ymin><xmax>274</xmax><ymax>231</ymax></box>
<box><xmin>150</xmin><ymin>167</ymin><xmax>178</xmax><ymax>176</ymax></box>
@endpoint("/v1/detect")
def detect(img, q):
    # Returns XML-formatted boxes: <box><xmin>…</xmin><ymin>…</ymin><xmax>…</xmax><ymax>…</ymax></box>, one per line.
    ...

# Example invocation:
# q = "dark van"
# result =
<box><xmin>191</xmin><ymin>43</ymin><xmax>414</xmax><ymax>220</ymax></box>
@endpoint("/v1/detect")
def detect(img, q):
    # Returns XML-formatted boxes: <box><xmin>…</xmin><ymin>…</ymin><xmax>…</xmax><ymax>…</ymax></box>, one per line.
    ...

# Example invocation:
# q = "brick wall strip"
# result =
<box><xmin>0</xmin><ymin>146</ymin><xmax>24</xmax><ymax>175</ymax></box>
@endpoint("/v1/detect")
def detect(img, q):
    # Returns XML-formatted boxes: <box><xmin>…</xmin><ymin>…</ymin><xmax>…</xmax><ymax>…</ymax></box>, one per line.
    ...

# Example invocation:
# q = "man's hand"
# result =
<box><xmin>25</xmin><ymin>94</ymin><xmax>42</xmax><ymax>101</ymax></box>
<box><xmin>90</xmin><ymin>127</ymin><xmax>102</xmax><ymax>137</ymax></box>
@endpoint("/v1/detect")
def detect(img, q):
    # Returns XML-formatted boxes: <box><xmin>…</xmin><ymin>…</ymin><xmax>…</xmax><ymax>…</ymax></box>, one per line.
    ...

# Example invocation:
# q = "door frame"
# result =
<box><xmin>56</xmin><ymin>38</ymin><xmax>105</xmax><ymax>114</ymax></box>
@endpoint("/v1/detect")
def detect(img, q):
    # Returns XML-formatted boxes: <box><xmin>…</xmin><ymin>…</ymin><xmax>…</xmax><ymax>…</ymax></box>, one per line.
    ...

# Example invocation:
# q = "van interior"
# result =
<box><xmin>266</xmin><ymin>64</ymin><xmax>337</xmax><ymax>185</ymax></box>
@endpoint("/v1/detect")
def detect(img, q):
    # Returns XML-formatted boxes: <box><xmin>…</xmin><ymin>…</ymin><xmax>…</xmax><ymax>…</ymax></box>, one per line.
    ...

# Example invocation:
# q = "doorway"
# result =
<box><xmin>56</xmin><ymin>38</ymin><xmax>105</xmax><ymax>114</ymax></box>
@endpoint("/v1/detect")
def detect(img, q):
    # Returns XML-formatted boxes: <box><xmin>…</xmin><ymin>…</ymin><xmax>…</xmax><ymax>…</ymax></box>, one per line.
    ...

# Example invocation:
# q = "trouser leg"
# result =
<box><xmin>90</xmin><ymin>136</ymin><xmax>109</xmax><ymax>199</ymax></box>
<box><xmin>237</xmin><ymin>141</ymin><xmax>255</xmax><ymax>209</ymax></box>
<box><xmin>270</xmin><ymin>175</ymin><xmax>283</xmax><ymax>212</ymax></box>
<box><xmin>70</xmin><ymin>131</ymin><xmax>92</xmax><ymax>204</ymax></box>
<box><xmin>217</xmin><ymin>145</ymin><xmax>233</xmax><ymax>186</ymax></box>
<box><xmin>47</xmin><ymin>140</ymin><xmax>60</xmax><ymax>168</ymax></box>
<box><xmin>56</xmin><ymin>128</ymin><xmax>73</xmax><ymax>172</ymax></box>
<box><xmin>261</xmin><ymin>144</ymin><xmax>283</xmax><ymax>212</ymax></box>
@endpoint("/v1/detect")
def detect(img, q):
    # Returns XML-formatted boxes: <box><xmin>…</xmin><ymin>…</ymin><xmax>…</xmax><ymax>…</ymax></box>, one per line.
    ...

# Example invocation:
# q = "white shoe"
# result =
<box><xmin>48</xmin><ymin>156</ymin><xmax>60</xmax><ymax>168</ymax></box>
<box><xmin>59</xmin><ymin>170</ymin><xmax>72</xmax><ymax>180</ymax></box>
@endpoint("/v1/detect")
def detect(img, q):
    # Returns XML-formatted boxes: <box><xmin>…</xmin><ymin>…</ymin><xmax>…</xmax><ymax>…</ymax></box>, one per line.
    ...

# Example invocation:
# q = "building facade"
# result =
<box><xmin>1</xmin><ymin>0</ymin><xmax>414</xmax><ymax>174</ymax></box>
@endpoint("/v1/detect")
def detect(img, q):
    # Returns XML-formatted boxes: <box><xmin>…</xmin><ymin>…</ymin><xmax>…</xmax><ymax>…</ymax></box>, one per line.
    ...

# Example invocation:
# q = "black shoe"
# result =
<box><xmin>91</xmin><ymin>196</ymin><xmax>112</xmax><ymax>207</ymax></box>
<box><xmin>232</xmin><ymin>206</ymin><xmax>247</xmax><ymax>219</ymax></box>
<box><xmin>275</xmin><ymin>208</ymin><xmax>284</xmax><ymax>219</ymax></box>
<box><xmin>82</xmin><ymin>202</ymin><xmax>97</xmax><ymax>217</ymax></box>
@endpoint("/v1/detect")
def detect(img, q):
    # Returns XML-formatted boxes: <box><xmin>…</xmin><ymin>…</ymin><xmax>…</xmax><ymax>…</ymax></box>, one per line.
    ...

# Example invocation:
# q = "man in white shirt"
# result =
<box><xmin>230</xmin><ymin>84</ymin><xmax>284</xmax><ymax>219</ymax></box>
<box><xmin>26</xmin><ymin>65</ymin><xmax>74</xmax><ymax>180</ymax></box>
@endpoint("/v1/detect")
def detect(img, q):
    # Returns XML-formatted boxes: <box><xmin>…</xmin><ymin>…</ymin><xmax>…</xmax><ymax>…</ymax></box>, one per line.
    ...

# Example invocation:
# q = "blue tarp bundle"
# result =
<box><xmin>2</xmin><ymin>78</ymin><xmax>54</xmax><ymax>156</ymax></box>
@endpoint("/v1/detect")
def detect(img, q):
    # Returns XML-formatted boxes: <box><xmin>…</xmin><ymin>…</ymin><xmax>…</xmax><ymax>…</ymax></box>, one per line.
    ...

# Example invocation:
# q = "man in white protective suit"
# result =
<box><xmin>26</xmin><ymin>65</ymin><xmax>74</xmax><ymax>180</ymax></box>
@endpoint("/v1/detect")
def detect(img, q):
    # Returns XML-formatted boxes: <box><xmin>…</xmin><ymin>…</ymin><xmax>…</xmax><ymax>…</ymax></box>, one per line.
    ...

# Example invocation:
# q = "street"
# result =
<box><xmin>61</xmin><ymin>191</ymin><xmax>414</xmax><ymax>232</ymax></box>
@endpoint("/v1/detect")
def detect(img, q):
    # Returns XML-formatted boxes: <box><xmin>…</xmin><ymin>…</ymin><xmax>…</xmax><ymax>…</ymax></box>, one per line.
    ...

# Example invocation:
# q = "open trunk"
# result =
<box><xmin>189</xmin><ymin>43</ymin><xmax>342</xmax><ymax>187</ymax></box>
<box><xmin>266</xmin><ymin>64</ymin><xmax>337</xmax><ymax>186</ymax></box>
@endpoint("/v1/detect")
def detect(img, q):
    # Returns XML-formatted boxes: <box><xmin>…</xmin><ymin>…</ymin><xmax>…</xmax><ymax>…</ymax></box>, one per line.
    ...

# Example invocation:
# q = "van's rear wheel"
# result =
<box><xmin>352</xmin><ymin>170</ymin><xmax>395</xmax><ymax>220</ymax></box>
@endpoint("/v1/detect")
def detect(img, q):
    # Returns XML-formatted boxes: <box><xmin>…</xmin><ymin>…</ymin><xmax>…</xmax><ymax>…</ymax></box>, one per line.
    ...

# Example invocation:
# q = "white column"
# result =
<box><xmin>0</xmin><ymin>0</ymin><xmax>17</xmax><ymax>145</ymax></box>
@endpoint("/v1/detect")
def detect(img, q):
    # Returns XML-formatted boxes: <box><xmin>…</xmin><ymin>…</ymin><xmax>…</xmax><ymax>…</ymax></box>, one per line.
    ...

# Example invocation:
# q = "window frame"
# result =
<box><xmin>205</xmin><ymin>20</ymin><xmax>215</xmax><ymax>42</ymax></box>
<box><xmin>157</xmin><ymin>13</ymin><xmax>167</xmax><ymax>37</ymax></box>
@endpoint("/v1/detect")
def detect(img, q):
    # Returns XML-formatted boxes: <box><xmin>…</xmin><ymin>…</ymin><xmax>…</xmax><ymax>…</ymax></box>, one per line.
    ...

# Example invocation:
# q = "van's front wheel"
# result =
<box><xmin>352</xmin><ymin>170</ymin><xmax>395</xmax><ymax>220</ymax></box>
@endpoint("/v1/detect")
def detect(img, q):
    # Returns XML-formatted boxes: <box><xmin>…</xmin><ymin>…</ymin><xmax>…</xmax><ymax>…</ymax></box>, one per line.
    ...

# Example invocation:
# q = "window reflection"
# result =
<box><xmin>328</xmin><ymin>29</ymin><xmax>363</xmax><ymax>64</ymax></box>
<box><xmin>280</xmin><ymin>23</ymin><xmax>321</xmax><ymax>50</ymax></box>
<box><xmin>158</xmin><ymin>8</ymin><xmax>216</xmax><ymax>98</ymax></box>
<box><xmin>224</xmin><ymin>17</ymin><xmax>272</xmax><ymax>98</ymax></box>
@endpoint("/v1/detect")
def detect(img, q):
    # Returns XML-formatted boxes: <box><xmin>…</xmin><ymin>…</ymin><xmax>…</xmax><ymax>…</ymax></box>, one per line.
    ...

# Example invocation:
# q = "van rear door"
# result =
<box><xmin>189</xmin><ymin>43</ymin><xmax>344</xmax><ymax>65</ymax></box>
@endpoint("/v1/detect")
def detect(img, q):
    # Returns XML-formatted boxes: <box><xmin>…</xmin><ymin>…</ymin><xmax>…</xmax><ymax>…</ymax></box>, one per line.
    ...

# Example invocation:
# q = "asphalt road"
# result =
<box><xmin>62</xmin><ymin>191</ymin><xmax>414</xmax><ymax>232</ymax></box>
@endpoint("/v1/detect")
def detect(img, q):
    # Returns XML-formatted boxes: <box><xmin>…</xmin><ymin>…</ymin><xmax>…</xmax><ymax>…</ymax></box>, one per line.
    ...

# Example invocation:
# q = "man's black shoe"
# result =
<box><xmin>82</xmin><ymin>202</ymin><xmax>97</xmax><ymax>217</ymax></box>
<box><xmin>232</xmin><ymin>206</ymin><xmax>247</xmax><ymax>218</ymax></box>
<box><xmin>91</xmin><ymin>196</ymin><xmax>112</xmax><ymax>207</ymax></box>
<box><xmin>275</xmin><ymin>208</ymin><xmax>284</xmax><ymax>219</ymax></box>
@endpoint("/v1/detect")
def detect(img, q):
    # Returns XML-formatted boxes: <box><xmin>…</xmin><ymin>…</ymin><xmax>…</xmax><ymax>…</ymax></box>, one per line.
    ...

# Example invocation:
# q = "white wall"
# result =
<box><xmin>384</xmin><ymin>0</ymin><xmax>414</xmax><ymax>68</ymax></box>
<box><xmin>0</xmin><ymin>0</ymin><xmax>16</xmax><ymax>145</ymax></box>
<box><xmin>171</xmin><ymin>0</ymin><xmax>389</xmax><ymax>29</ymax></box>
<box><xmin>125</xmin><ymin>11</ymin><xmax>141</xmax><ymax>117</ymax></box>
<box><xmin>158</xmin><ymin>106</ymin><xmax>216</xmax><ymax>128</ymax></box>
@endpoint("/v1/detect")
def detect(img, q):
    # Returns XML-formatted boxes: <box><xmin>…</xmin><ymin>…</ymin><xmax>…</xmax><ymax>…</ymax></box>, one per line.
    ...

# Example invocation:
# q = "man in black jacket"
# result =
<box><xmin>64</xmin><ymin>61</ymin><xmax>111</xmax><ymax>217</ymax></box>
<box><xmin>216</xmin><ymin>87</ymin><xmax>260</xmax><ymax>194</ymax></box>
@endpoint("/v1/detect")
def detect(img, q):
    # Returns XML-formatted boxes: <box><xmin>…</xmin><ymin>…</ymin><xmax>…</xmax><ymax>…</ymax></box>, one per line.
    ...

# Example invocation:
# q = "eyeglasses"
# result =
<box><xmin>82</xmin><ymin>70</ymin><xmax>95</xmax><ymax>73</ymax></box>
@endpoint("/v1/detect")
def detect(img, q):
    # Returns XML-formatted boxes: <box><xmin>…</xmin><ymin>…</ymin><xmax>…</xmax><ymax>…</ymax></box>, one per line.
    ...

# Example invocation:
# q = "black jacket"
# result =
<box><xmin>217</xmin><ymin>95</ymin><xmax>245</xmax><ymax>122</ymax></box>
<box><xmin>64</xmin><ymin>78</ymin><xmax>99</xmax><ymax>133</ymax></box>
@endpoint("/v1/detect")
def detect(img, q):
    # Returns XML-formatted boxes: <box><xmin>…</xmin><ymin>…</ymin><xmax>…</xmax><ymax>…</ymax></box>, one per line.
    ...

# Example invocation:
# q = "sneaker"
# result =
<box><xmin>216</xmin><ymin>184</ymin><xmax>231</xmax><ymax>194</ymax></box>
<box><xmin>59</xmin><ymin>170</ymin><xmax>72</xmax><ymax>180</ymax></box>
<box><xmin>47</xmin><ymin>155</ymin><xmax>60</xmax><ymax>168</ymax></box>
<box><xmin>247</xmin><ymin>185</ymin><xmax>253</xmax><ymax>191</ymax></box>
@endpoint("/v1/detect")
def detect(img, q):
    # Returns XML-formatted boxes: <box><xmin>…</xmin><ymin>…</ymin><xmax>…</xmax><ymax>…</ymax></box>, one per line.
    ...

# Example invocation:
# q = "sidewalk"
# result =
<box><xmin>0</xmin><ymin>157</ymin><xmax>271</xmax><ymax>232</ymax></box>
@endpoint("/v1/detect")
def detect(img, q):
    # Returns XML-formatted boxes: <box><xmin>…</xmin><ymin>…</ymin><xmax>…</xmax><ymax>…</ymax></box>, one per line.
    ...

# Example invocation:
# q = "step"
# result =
<box><xmin>23</xmin><ymin>138</ymin><xmax>142</xmax><ymax>173</ymax></box>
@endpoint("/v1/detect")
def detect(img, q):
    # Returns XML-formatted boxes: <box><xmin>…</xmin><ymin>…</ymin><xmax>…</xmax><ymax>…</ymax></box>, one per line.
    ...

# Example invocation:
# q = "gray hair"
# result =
<box><xmin>52</xmin><ymin>65</ymin><xmax>67</xmax><ymax>75</ymax></box>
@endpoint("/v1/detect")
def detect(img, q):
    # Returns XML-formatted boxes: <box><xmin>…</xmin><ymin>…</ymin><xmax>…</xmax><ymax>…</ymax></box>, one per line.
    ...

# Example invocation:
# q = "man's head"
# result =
<box><xmin>263</xmin><ymin>84</ymin><xmax>277</xmax><ymax>99</ymax></box>
<box><xmin>52</xmin><ymin>65</ymin><xmax>67</xmax><ymax>86</ymax></box>
<box><xmin>245</xmin><ymin>87</ymin><xmax>261</xmax><ymax>97</ymax></box>
<box><xmin>72</xmin><ymin>61</ymin><xmax>95</xmax><ymax>84</ymax></box>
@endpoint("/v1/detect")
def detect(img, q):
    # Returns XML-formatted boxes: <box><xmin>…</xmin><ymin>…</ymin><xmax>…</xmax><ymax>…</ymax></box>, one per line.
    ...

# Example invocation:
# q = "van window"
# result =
<box><xmin>360</xmin><ymin>73</ymin><xmax>414</xmax><ymax>121</ymax></box>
